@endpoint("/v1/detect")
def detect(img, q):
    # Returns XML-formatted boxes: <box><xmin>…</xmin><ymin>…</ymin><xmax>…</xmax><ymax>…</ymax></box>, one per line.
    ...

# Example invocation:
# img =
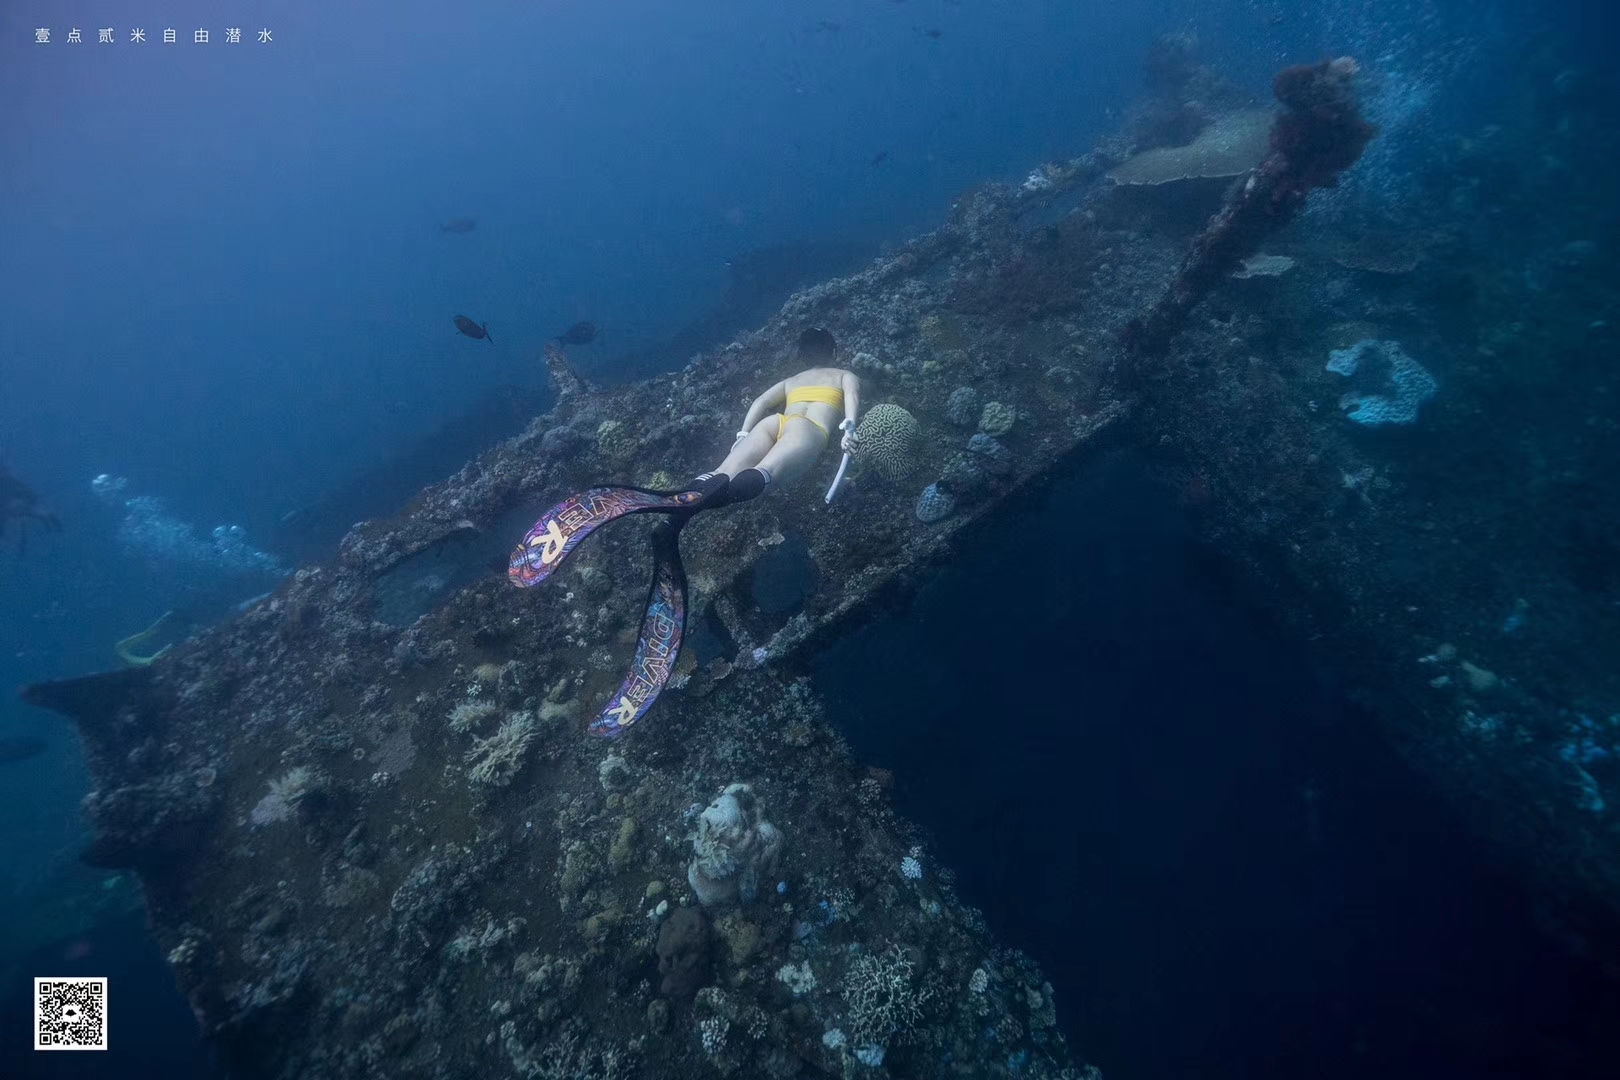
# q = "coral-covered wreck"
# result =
<box><xmin>24</xmin><ymin>47</ymin><xmax>1620</xmax><ymax>1080</ymax></box>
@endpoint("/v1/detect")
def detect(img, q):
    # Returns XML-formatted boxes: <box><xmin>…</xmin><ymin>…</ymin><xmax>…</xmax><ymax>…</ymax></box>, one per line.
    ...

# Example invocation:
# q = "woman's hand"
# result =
<box><xmin>839</xmin><ymin>418</ymin><xmax>859</xmax><ymax>455</ymax></box>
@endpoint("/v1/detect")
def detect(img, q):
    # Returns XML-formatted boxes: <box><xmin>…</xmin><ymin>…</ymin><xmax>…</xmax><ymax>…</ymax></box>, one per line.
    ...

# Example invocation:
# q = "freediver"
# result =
<box><xmin>693</xmin><ymin>326</ymin><xmax>861</xmax><ymax>508</ymax></box>
<box><xmin>508</xmin><ymin>327</ymin><xmax>861</xmax><ymax>736</ymax></box>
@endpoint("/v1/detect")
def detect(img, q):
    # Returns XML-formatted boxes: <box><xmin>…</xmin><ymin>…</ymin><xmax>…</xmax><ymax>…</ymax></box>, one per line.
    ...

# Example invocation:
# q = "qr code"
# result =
<box><xmin>34</xmin><ymin>977</ymin><xmax>107</xmax><ymax>1051</ymax></box>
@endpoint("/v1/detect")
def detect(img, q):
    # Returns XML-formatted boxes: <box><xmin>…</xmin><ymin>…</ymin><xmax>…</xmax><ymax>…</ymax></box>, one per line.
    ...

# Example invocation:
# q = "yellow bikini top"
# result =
<box><xmin>785</xmin><ymin>385</ymin><xmax>844</xmax><ymax>408</ymax></box>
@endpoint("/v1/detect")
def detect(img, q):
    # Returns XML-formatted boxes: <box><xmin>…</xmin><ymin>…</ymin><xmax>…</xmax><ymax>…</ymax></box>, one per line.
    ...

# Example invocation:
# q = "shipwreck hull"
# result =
<box><xmin>24</xmin><ymin>85</ymin><xmax>1620</xmax><ymax>1079</ymax></box>
<box><xmin>21</xmin><ymin>190</ymin><xmax>1135</xmax><ymax>1078</ymax></box>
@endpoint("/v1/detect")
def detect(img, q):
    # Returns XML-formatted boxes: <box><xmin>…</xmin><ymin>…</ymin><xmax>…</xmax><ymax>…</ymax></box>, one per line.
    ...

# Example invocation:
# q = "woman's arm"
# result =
<box><xmin>840</xmin><ymin>372</ymin><xmax>861</xmax><ymax>429</ymax></box>
<box><xmin>737</xmin><ymin>380</ymin><xmax>787</xmax><ymax>438</ymax></box>
<box><xmin>838</xmin><ymin>371</ymin><xmax>861</xmax><ymax>453</ymax></box>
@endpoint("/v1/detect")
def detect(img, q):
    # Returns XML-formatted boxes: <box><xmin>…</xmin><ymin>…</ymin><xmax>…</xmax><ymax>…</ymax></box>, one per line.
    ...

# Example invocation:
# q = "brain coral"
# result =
<box><xmin>857</xmin><ymin>404</ymin><xmax>922</xmax><ymax>481</ymax></box>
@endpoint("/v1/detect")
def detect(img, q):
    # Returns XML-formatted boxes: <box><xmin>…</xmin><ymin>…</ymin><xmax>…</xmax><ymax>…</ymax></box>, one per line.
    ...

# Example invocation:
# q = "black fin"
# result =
<box><xmin>588</xmin><ymin>517</ymin><xmax>689</xmax><ymax>737</ymax></box>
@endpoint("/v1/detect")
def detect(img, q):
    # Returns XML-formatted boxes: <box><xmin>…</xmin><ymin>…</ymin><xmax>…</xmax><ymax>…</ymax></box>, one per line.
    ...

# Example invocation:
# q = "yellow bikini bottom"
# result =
<box><xmin>777</xmin><ymin>413</ymin><xmax>829</xmax><ymax>439</ymax></box>
<box><xmin>776</xmin><ymin>385</ymin><xmax>841</xmax><ymax>440</ymax></box>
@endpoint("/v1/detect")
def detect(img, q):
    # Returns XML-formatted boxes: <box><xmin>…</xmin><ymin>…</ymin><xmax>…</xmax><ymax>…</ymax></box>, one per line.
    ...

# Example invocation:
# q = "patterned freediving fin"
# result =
<box><xmin>508</xmin><ymin>485</ymin><xmax>705</xmax><ymax>588</ymax></box>
<box><xmin>588</xmin><ymin>519</ymin><xmax>688</xmax><ymax>738</ymax></box>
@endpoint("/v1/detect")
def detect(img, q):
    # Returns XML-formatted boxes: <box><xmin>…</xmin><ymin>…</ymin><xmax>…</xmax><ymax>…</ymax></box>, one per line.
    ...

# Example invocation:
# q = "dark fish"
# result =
<box><xmin>557</xmin><ymin>321</ymin><xmax>597</xmax><ymax>345</ymax></box>
<box><xmin>869</xmin><ymin>150</ymin><xmax>889</xmax><ymax>167</ymax></box>
<box><xmin>453</xmin><ymin>315</ymin><xmax>493</xmax><ymax>343</ymax></box>
<box><xmin>440</xmin><ymin>217</ymin><xmax>477</xmax><ymax>234</ymax></box>
<box><xmin>914</xmin><ymin>26</ymin><xmax>942</xmax><ymax>39</ymax></box>
<box><xmin>0</xmin><ymin>735</ymin><xmax>47</xmax><ymax>766</ymax></box>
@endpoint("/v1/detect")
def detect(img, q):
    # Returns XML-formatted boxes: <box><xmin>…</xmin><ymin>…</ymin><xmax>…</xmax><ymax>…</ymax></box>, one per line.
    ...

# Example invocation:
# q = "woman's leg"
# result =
<box><xmin>754</xmin><ymin>417</ymin><xmax>827</xmax><ymax>487</ymax></box>
<box><xmin>712</xmin><ymin>415</ymin><xmax>781</xmax><ymax>477</ymax></box>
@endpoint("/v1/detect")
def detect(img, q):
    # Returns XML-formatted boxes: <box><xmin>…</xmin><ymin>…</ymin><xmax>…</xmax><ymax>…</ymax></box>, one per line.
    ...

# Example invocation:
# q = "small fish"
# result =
<box><xmin>453</xmin><ymin>315</ymin><xmax>493</xmax><ymax>343</ymax></box>
<box><xmin>869</xmin><ymin>150</ymin><xmax>889</xmax><ymax>167</ymax></box>
<box><xmin>556</xmin><ymin>321</ymin><xmax>597</xmax><ymax>345</ymax></box>
<box><xmin>440</xmin><ymin>217</ymin><xmax>477</xmax><ymax>234</ymax></box>
<box><xmin>914</xmin><ymin>26</ymin><xmax>942</xmax><ymax>39</ymax></box>
<box><xmin>0</xmin><ymin>735</ymin><xmax>46</xmax><ymax>766</ymax></box>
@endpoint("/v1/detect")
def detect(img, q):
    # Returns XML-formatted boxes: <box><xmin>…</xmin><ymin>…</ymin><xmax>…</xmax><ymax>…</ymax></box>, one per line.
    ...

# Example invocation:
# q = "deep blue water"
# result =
<box><xmin>1</xmin><ymin>0</ymin><xmax>1200</xmax><ymax>882</ymax></box>
<box><xmin>816</xmin><ymin>454</ymin><xmax>1620</xmax><ymax>1079</ymax></box>
<box><xmin>0</xmin><ymin>910</ymin><xmax>215</xmax><ymax>1079</ymax></box>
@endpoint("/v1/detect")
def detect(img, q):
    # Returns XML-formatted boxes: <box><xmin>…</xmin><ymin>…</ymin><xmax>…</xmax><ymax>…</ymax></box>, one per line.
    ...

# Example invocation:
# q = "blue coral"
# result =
<box><xmin>1559</xmin><ymin>714</ymin><xmax>1617</xmax><ymax>768</ymax></box>
<box><xmin>1325</xmin><ymin>339</ymin><xmax>1438</xmax><ymax>426</ymax></box>
<box><xmin>967</xmin><ymin>434</ymin><xmax>1013</xmax><ymax>476</ymax></box>
<box><xmin>945</xmin><ymin>386</ymin><xmax>982</xmax><ymax>427</ymax></box>
<box><xmin>915</xmin><ymin>483</ymin><xmax>956</xmax><ymax>524</ymax></box>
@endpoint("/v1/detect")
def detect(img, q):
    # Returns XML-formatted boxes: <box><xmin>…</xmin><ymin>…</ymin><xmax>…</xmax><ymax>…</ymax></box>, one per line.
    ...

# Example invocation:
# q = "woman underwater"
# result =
<box><xmin>508</xmin><ymin>327</ymin><xmax>860</xmax><ymax>736</ymax></box>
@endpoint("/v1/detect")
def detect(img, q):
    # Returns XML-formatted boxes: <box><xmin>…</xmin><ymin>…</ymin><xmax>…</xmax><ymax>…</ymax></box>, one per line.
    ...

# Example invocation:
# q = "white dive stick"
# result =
<box><xmin>824</xmin><ymin>452</ymin><xmax>852</xmax><ymax>505</ymax></box>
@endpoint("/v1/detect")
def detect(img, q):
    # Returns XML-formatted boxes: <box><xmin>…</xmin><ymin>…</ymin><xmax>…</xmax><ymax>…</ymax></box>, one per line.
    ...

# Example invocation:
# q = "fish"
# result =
<box><xmin>869</xmin><ymin>150</ymin><xmax>889</xmax><ymax>167</ymax></box>
<box><xmin>556</xmin><ymin>321</ymin><xmax>597</xmax><ymax>345</ymax></box>
<box><xmin>0</xmin><ymin>735</ymin><xmax>47</xmax><ymax>766</ymax></box>
<box><xmin>914</xmin><ymin>26</ymin><xmax>942</xmax><ymax>39</ymax></box>
<box><xmin>453</xmin><ymin>315</ymin><xmax>493</xmax><ymax>343</ymax></box>
<box><xmin>440</xmin><ymin>217</ymin><xmax>477</xmax><ymax>234</ymax></box>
